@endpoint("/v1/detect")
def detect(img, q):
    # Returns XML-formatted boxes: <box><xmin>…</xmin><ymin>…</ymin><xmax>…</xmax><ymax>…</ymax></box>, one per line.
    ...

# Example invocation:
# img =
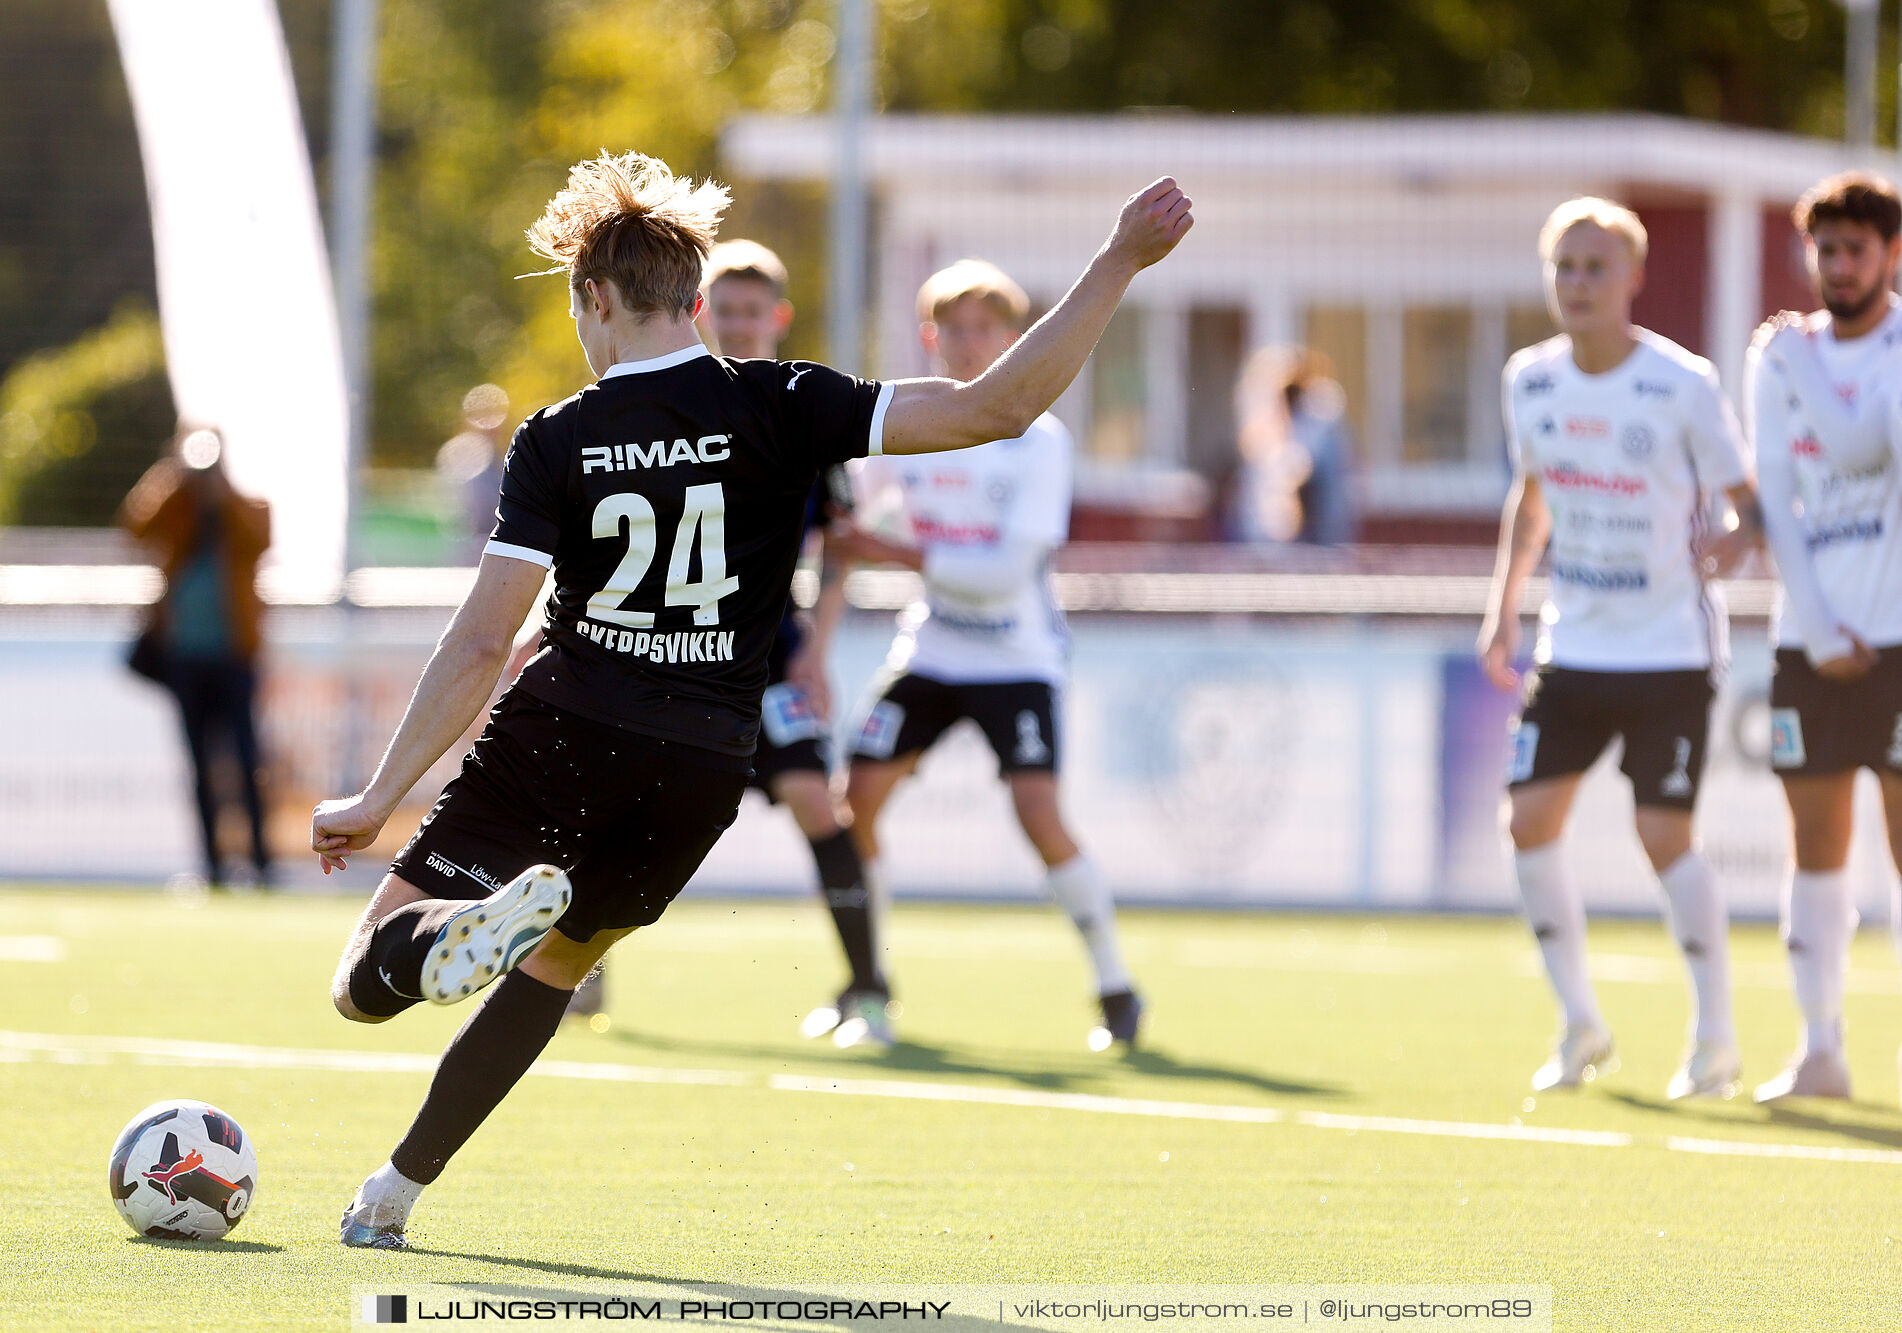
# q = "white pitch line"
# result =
<box><xmin>776</xmin><ymin>1074</ymin><xmax>1629</xmax><ymax>1147</ymax></box>
<box><xmin>532</xmin><ymin>1058</ymin><xmax>744</xmax><ymax>1087</ymax></box>
<box><xmin>0</xmin><ymin>935</ymin><xmax>66</xmax><ymax>963</ymax></box>
<box><xmin>1663</xmin><ymin>1135</ymin><xmax>1902</xmax><ymax>1166</ymax></box>
<box><xmin>1293</xmin><ymin>1109</ymin><xmax>1631</xmax><ymax>1148</ymax></box>
<box><xmin>4</xmin><ymin>1030</ymin><xmax>1895</xmax><ymax>1165</ymax></box>
<box><xmin>0</xmin><ymin>1031</ymin><xmax>740</xmax><ymax>1087</ymax></box>
<box><xmin>766</xmin><ymin>1074</ymin><xmax>1285</xmax><ymax>1124</ymax></box>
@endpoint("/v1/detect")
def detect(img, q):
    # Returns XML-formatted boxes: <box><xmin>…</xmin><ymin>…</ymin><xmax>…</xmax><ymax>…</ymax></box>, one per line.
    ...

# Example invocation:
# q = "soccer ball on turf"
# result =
<box><xmin>108</xmin><ymin>1099</ymin><xmax>258</xmax><ymax>1240</ymax></box>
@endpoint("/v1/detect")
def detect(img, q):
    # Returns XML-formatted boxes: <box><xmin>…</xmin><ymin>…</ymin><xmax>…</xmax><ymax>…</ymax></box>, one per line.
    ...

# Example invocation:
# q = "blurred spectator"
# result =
<box><xmin>1223</xmin><ymin>346</ymin><xmax>1312</xmax><ymax>543</ymax></box>
<box><xmin>435</xmin><ymin>384</ymin><xmax>509</xmax><ymax>559</ymax></box>
<box><xmin>1285</xmin><ymin>349</ymin><xmax>1358</xmax><ymax>545</ymax></box>
<box><xmin>119</xmin><ymin>427</ymin><xmax>273</xmax><ymax>887</ymax></box>
<box><xmin>1222</xmin><ymin>346</ymin><xmax>1359</xmax><ymax>545</ymax></box>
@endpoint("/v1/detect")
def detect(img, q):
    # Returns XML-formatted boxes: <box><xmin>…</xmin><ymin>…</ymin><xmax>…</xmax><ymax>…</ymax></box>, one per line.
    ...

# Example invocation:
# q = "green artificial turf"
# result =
<box><xmin>3</xmin><ymin>886</ymin><xmax>1900</xmax><ymax>1330</ymax></box>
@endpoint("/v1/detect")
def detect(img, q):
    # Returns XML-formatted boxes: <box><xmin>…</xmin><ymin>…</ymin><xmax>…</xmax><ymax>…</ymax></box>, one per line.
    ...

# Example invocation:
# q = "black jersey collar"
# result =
<box><xmin>600</xmin><ymin>344</ymin><xmax>711</xmax><ymax>379</ymax></box>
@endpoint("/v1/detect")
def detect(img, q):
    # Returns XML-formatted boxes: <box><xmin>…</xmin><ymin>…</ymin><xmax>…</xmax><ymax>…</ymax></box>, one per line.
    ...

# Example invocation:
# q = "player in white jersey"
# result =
<box><xmin>1478</xmin><ymin>198</ymin><xmax>1762</xmax><ymax>1099</ymax></box>
<box><xmin>1745</xmin><ymin>172</ymin><xmax>1902</xmax><ymax>1103</ymax></box>
<box><xmin>829</xmin><ymin>260</ymin><xmax>1142</xmax><ymax>1051</ymax></box>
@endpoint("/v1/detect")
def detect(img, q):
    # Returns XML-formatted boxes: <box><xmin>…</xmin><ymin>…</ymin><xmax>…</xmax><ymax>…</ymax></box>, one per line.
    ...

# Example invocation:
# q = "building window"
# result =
<box><xmin>1506</xmin><ymin>304</ymin><xmax>1556</xmax><ymax>358</ymax></box>
<box><xmin>1401</xmin><ymin>306</ymin><xmax>1472</xmax><ymax>463</ymax></box>
<box><xmin>1301</xmin><ymin>305</ymin><xmax>1369</xmax><ymax>452</ymax></box>
<box><xmin>1087</xmin><ymin>306</ymin><xmax>1146</xmax><ymax>462</ymax></box>
<box><xmin>1186</xmin><ymin>306</ymin><xmax>1246</xmax><ymax>482</ymax></box>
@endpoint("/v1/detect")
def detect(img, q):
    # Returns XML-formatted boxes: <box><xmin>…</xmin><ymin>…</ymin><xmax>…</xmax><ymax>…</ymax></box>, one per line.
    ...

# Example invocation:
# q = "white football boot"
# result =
<box><xmin>419</xmin><ymin>865</ymin><xmax>571</xmax><ymax>1005</ymax></box>
<box><xmin>1753</xmin><ymin>1047</ymin><xmax>1852</xmax><ymax>1104</ymax></box>
<box><xmin>1531</xmin><ymin>1023</ymin><xmax>1617</xmax><ymax>1091</ymax></box>
<box><xmin>339</xmin><ymin>1186</ymin><xmax>410</xmax><ymax>1249</ymax></box>
<box><xmin>830</xmin><ymin>988</ymin><xmax>897</xmax><ymax>1050</ymax></box>
<box><xmin>1667</xmin><ymin>1041</ymin><xmax>1742</xmax><ymax>1100</ymax></box>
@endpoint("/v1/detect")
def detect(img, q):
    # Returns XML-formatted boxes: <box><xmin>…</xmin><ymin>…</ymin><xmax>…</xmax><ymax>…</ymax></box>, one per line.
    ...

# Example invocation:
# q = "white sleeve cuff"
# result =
<box><xmin>867</xmin><ymin>382</ymin><xmax>894</xmax><ymax>457</ymax></box>
<box><xmin>483</xmin><ymin>539</ymin><xmax>555</xmax><ymax>569</ymax></box>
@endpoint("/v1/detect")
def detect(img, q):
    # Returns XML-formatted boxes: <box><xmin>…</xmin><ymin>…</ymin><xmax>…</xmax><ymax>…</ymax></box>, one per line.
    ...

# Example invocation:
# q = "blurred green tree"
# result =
<box><xmin>0</xmin><ymin>0</ymin><xmax>1884</xmax><ymax>471</ymax></box>
<box><xmin>0</xmin><ymin>303</ymin><xmax>174</xmax><ymax>526</ymax></box>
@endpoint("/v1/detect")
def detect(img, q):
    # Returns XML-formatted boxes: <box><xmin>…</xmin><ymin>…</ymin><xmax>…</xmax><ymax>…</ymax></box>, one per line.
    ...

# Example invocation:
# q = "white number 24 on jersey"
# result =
<box><xmin>587</xmin><ymin>483</ymin><xmax>740</xmax><ymax>628</ymax></box>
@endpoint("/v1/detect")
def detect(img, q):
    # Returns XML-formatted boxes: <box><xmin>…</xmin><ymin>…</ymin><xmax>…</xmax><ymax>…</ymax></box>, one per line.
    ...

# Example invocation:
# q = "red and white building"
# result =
<box><xmin>724</xmin><ymin>113</ymin><xmax>1869</xmax><ymax>541</ymax></box>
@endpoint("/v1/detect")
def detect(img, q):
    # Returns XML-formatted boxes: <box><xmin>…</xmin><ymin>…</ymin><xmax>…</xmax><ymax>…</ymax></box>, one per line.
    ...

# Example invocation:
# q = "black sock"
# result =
<box><xmin>343</xmin><ymin>900</ymin><xmax>475</xmax><ymax>1019</ymax></box>
<box><xmin>810</xmin><ymin>830</ymin><xmax>883</xmax><ymax>993</ymax></box>
<box><xmin>389</xmin><ymin>971</ymin><xmax>573</xmax><ymax>1185</ymax></box>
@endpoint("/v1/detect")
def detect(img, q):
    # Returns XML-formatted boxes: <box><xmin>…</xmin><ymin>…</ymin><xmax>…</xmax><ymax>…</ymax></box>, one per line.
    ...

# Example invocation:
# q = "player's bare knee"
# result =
<box><xmin>331</xmin><ymin>984</ymin><xmax>389</xmax><ymax>1024</ymax></box>
<box><xmin>1018</xmin><ymin>808</ymin><xmax>1076</xmax><ymax>864</ymax></box>
<box><xmin>1632</xmin><ymin>803</ymin><xmax>1694</xmax><ymax>869</ymax></box>
<box><xmin>790</xmin><ymin>802</ymin><xmax>840</xmax><ymax>840</ymax></box>
<box><xmin>1507</xmin><ymin>807</ymin><xmax>1560</xmax><ymax>850</ymax></box>
<box><xmin>1506</xmin><ymin>778</ymin><xmax>1576</xmax><ymax>850</ymax></box>
<box><xmin>1788</xmin><ymin>819</ymin><xmax>1853</xmax><ymax>872</ymax></box>
<box><xmin>774</xmin><ymin>774</ymin><xmax>841</xmax><ymax>840</ymax></box>
<box><xmin>843</xmin><ymin>766</ymin><xmax>894</xmax><ymax>836</ymax></box>
<box><xmin>1005</xmin><ymin>777</ymin><xmax>1074</xmax><ymax>864</ymax></box>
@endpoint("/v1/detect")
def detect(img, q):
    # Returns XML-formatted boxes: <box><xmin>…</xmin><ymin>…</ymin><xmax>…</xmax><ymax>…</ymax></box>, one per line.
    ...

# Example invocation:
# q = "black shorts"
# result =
<box><xmin>1506</xmin><ymin>666</ymin><xmax>1715</xmax><ymax>810</ymax></box>
<box><xmin>1770</xmin><ymin>646</ymin><xmax>1902</xmax><ymax>776</ymax></box>
<box><xmin>390</xmin><ymin>692</ymin><xmax>748</xmax><ymax>941</ymax></box>
<box><xmin>749</xmin><ymin>680</ymin><xmax>830</xmax><ymax>796</ymax></box>
<box><xmin>850</xmin><ymin>672</ymin><xmax>1060</xmax><ymax>775</ymax></box>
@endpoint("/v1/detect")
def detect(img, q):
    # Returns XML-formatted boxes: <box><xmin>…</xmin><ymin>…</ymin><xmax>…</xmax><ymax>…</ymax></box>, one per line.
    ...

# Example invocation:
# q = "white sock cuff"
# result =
<box><xmin>1789</xmin><ymin>867</ymin><xmax>1858</xmax><ymax>936</ymax></box>
<box><xmin>1046</xmin><ymin>854</ymin><xmax>1097</xmax><ymax>892</ymax></box>
<box><xmin>1513</xmin><ymin>841</ymin><xmax>1565</xmax><ymax>878</ymax></box>
<box><xmin>365</xmin><ymin>1161</ymin><xmax>425</xmax><ymax>1208</ymax></box>
<box><xmin>1791</xmin><ymin>867</ymin><xmax>1850</xmax><ymax>892</ymax></box>
<box><xmin>1659</xmin><ymin>849</ymin><xmax>1711</xmax><ymax>889</ymax></box>
<box><xmin>1658</xmin><ymin>851</ymin><xmax>1724</xmax><ymax>932</ymax></box>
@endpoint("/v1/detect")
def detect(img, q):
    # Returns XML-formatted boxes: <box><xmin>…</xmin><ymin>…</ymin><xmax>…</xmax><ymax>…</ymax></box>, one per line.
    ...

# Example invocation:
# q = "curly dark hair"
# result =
<box><xmin>1795</xmin><ymin>172</ymin><xmax>1902</xmax><ymax>242</ymax></box>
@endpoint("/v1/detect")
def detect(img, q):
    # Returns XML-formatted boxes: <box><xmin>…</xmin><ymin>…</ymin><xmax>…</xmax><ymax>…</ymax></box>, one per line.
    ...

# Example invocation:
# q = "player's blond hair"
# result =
<box><xmin>526</xmin><ymin>151</ymin><xmax>731</xmax><ymax>317</ymax></box>
<box><xmin>704</xmin><ymin>239</ymin><xmax>789</xmax><ymax>298</ymax></box>
<box><xmin>916</xmin><ymin>259</ymin><xmax>1031</xmax><ymax>327</ymax></box>
<box><xmin>1538</xmin><ymin>196</ymin><xmax>1648</xmax><ymax>265</ymax></box>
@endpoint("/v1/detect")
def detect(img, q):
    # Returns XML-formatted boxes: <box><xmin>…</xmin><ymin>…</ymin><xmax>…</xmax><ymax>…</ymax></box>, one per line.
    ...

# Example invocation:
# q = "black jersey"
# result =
<box><xmin>488</xmin><ymin>344</ymin><xmax>890</xmax><ymax>757</ymax></box>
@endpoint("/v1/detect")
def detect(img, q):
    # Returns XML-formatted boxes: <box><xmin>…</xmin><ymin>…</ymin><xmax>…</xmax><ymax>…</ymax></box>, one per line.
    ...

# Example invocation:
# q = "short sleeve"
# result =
<box><xmin>1502</xmin><ymin>363</ymin><xmax>1533</xmax><ymax>472</ymax></box>
<box><xmin>1015</xmin><ymin>417</ymin><xmax>1074</xmax><ymax>548</ymax></box>
<box><xmin>1684</xmin><ymin>366</ymin><xmax>1751</xmax><ymax>489</ymax></box>
<box><xmin>485</xmin><ymin>418</ymin><xmax>562</xmax><ymax>568</ymax></box>
<box><xmin>772</xmin><ymin>361</ymin><xmax>893</xmax><ymax>468</ymax></box>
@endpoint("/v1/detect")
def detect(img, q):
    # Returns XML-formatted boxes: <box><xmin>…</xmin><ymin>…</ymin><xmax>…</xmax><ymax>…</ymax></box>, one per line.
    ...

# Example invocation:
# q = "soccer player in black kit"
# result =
<box><xmin>565</xmin><ymin>240</ymin><xmax>888</xmax><ymax>1038</ymax></box>
<box><xmin>310</xmin><ymin>150</ymin><xmax>1193</xmax><ymax>1248</ymax></box>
